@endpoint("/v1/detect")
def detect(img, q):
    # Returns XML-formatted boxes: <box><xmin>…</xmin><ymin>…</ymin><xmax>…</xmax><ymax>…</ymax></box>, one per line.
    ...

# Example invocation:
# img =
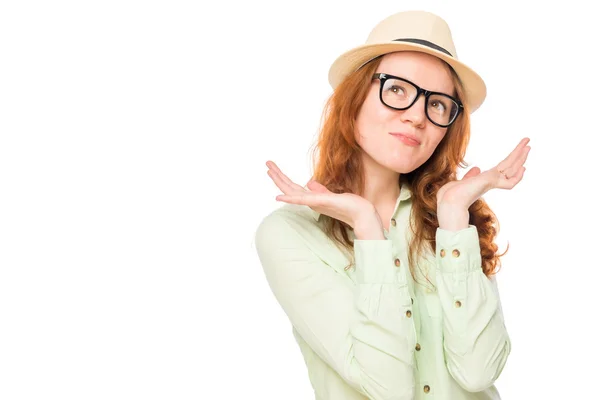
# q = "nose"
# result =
<box><xmin>399</xmin><ymin>94</ymin><xmax>427</xmax><ymax>127</ymax></box>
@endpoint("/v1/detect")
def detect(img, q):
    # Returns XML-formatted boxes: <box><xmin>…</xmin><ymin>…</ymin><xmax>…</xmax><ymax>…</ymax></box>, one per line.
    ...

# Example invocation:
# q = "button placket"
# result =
<box><xmin>390</xmin><ymin>234</ymin><xmax>419</xmax><ymax>352</ymax></box>
<box><xmin>392</xmin><ymin>249</ymin><xmax>413</xmax><ymax>320</ymax></box>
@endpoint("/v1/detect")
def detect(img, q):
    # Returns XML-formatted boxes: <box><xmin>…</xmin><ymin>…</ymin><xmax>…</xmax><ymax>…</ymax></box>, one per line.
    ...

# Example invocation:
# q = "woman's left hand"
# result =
<box><xmin>436</xmin><ymin>137</ymin><xmax>531</xmax><ymax>209</ymax></box>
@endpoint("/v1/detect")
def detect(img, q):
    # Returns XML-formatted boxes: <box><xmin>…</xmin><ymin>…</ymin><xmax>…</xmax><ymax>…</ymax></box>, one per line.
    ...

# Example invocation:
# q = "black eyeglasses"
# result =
<box><xmin>372</xmin><ymin>73</ymin><xmax>463</xmax><ymax>128</ymax></box>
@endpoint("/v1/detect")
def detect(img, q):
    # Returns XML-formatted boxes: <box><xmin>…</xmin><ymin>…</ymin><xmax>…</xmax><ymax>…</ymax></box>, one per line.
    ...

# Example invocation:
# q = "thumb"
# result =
<box><xmin>462</xmin><ymin>166</ymin><xmax>481</xmax><ymax>180</ymax></box>
<box><xmin>307</xmin><ymin>179</ymin><xmax>329</xmax><ymax>193</ymax></box>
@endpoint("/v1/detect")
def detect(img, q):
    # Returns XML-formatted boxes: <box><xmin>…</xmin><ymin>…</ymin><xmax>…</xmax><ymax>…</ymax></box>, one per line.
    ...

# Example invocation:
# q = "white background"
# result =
<box><xmin>1</xmin><ymin>0</ymin><xmax>598</xmax><ymax>399</ymax></box>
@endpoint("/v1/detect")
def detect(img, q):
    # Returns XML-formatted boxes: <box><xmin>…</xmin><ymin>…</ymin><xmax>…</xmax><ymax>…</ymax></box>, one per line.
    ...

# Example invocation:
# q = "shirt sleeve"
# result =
<box><xmin>254</xmin><ymin>212</ymin><xmax>416</xmax><ymax>400</ymax></box>
<box><xmin>435</xmin><ymin>224</ymin><xmax>512</xmax><ymax>392</ymax></box>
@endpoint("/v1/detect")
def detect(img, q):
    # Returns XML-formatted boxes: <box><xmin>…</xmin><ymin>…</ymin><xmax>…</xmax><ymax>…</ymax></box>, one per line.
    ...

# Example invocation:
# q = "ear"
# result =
<box><xmin>462</xmin><ymin>166</ymin><xmax>481</xmax><ymax>180</ymax></box>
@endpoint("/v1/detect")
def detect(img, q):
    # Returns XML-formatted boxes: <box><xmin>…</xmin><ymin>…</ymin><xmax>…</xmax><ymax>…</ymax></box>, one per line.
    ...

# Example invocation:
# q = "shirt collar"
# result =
<box><xmin>308</xmin><ymin>182</ymin><xmax>412</xmax><ymax>222</ymax></box>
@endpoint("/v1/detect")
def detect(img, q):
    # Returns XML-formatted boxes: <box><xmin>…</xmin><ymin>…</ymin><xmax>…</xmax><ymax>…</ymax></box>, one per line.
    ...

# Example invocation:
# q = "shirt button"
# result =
<box><xmin>415</xmin><ymin>343</ymin><xmax>421</xmax><ymax>351</ymax></box>
<box><xmin>440</xmin><ymin>249</ymin><xmax>446</xmax><ymax>257</ymax></box>
<box><xmin>405</xmin><ymin>310</ymin><xmax>412</xmax><ymax>318</ymax></box>
<box><xmin>391</xmin><ymin>218</ymin><xmax>396</xmax><ymax>227</ymax></box>
<box><xmin>452</xmin><ymin>249</ymin><xmax>460</xmax><ymax>257</ymax></box>
<box><xmin>394</xmin><ymin>258</ymin><xmax>401</xmax><ymax>267</ymax></box>
<box><xmin>424</xmin><ymin>385</ymin><xmax>431</xmax><ymax>393</ymax></box>
<box><xmin>455</xmin><ymin>300</ymin><xmax>462</xmax><ymax>308</ymax></box>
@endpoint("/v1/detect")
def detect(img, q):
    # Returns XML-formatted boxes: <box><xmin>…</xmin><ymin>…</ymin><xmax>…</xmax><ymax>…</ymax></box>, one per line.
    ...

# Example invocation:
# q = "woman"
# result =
<box><xmin>254</xmin><ymin>10</ymin><xmax>529</xmax><ymax>400</ymax></box>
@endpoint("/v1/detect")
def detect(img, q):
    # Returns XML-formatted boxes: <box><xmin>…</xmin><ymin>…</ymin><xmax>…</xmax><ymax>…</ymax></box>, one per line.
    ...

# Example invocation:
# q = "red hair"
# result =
<box><xmin>308</xmin><ymin>55</ymin><xmax>507</xmax><ymax>282</ymax></box>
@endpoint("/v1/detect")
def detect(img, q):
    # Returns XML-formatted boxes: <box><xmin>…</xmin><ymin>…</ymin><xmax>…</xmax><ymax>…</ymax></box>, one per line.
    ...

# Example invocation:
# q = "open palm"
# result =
<box><xmin>436</xmin><ymin>137</ymin><xmax>531</xmax><ymax>208</ymax></box>
<box><xmin>266</xmin><ymin>161</ymin><xmax>375</xmax><ymax>228</ymax></box>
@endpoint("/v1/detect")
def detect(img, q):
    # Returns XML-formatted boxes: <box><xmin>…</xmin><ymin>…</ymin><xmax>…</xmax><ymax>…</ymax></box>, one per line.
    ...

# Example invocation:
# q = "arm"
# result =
<box><xmin>432</xmin><ymin>138</ymin><xmax>529</xmax><ymax>391</ymax></box>
<box><xmin>254</xmin><ymin>212</ymin><xmax>416</xmax><ymax>400</ymax></box>
<box><xmin>435</xmin><ymin>224</ymin><xmax>511</xmax><ymax>392</ymax></box>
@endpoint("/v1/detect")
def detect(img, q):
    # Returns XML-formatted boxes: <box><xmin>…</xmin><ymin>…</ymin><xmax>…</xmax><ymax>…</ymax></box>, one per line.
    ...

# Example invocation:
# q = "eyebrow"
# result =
<box><xmin>380</xmin><ymin>72</ymin><xmax>456</xmax><ymax>98</ymax></box>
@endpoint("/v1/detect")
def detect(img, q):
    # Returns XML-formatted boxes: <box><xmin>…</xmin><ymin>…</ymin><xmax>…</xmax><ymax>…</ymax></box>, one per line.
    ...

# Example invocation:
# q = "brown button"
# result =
<box><xmin>440</xmin><ymin>249</ymin><xmax>446</xmax><ymax>257</ymax></box>
<box><xmin>455</xmin><ymin>300</ymin><xmax>462</xmax><ymax>308</ymax></box>
<box><xmin>405</xmin><ymin>310</ymin><xmax>412</xmax><ymax>318</ymax></box>
<box><xmin>394</xmin><ymin>258</ymin><xmax>401</xmax><ymax>267</ymax></box>
<box><xmin>415</xmin><ymin>343</ymin><xmax>421</xmax><ymax>351</ymax></box>
<box><xmin>391</xmin><ymin>218</ymin><xmax>396</xmax><ymax>226</ymax></box>
<box><xmin>424</xmin><ymin>385</ymin><xmax>430</xmax><ymax>393</ymax></box>
<box><xmin>452</xmin><ymin>249</ymin><xmax>460</xmax><ymax>257</ymax></box>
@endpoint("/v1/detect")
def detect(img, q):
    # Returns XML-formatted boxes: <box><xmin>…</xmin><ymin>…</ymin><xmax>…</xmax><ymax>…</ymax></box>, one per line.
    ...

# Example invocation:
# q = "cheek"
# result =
<box><xmin>421</xmin><ymin>129</ymin><xmax>447</xmax><ymax>156</ymax></box>
<box><xmin>431</xmin><ymin>128</ymin><xmax>448</xmax><ymax>146</ymax></box>
<box><xmin>355</xmin><ymin>101</ymin><xmax>381</xmax><ymax>141</ymax></box>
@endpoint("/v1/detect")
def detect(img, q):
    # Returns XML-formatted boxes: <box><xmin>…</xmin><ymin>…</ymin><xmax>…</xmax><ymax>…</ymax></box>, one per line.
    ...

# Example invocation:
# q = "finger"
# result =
<box><xmin>266</xmin><ymin>161</ymin><xmax>305</xmax><ymax>195</ymax></box>
<box><xmin>276</xmin><ymin>192</ymin><xmax>329</xmax><ymax>207</ymax></box>
<box><xmin>515</xmin><ymin>145</ymin><xmax>531</xmax><ymax>168</ymax></box>
<box><xmin>500</xmin><ymin>144</ymin><xmax>531</xmax><ymax>178</ymax></box>
<box><xmin>267</xmin><ymin>169</ymin><xmax>296</xmax><ymax>195</ymax></box>
<box><xmin>266</xmin><ymin>161</ymin><xmax>306</xmax><ymax>192</ymax></box>
<box><xmin>507</xmin><ymin>166</ymin><xmax>526</xmax><ymax>186</ymax></box>
<box><xmin>462</xmin><ymin>166</ymin><xmax>481</xmax><ymax>180</ymax></box>
<box><xmin>497</xmin><ymin>165</ymin><xmax>525</xmax><ymax>188</ymax></box>
<box><xmin>500</xmin><ymin>137</ymin><xmax>530</xmax><ymax>168</ymax></box>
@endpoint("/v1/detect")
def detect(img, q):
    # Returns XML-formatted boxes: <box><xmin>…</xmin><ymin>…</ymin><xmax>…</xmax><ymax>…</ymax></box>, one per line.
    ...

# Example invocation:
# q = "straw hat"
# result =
<box><xmin>328</xmin><ymin>10</ymin><xmax>486</xmax><ymax>112</ymax></box>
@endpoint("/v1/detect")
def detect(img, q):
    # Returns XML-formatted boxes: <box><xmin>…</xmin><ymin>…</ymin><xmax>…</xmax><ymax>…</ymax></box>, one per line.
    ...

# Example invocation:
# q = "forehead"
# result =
<box><xmin>378</xmin><ymin>51</ymin><xmax>454</xmax><ymax>94</ymax></box>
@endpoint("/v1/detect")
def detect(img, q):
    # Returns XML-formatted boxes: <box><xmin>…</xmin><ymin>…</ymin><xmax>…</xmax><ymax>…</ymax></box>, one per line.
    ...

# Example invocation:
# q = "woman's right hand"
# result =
<box><xmin>266</xmin><ymin>161</ymin><xmax>384</xmax><ymax>239</ymax></box>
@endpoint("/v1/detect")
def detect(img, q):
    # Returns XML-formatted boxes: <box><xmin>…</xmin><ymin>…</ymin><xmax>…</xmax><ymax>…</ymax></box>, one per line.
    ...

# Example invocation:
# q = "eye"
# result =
<box><xmin>383</xmin><ymin>79</ymin><xmax>412</xmax><ymax>98</ymax></box>
<box><xmin>429</xmin><ymin>99</ymin><xmax>447</xmax><ymax>113</ymax></box>
<box><xmin>387</xmin><ymin>85</ymin><xmax>406</xmax><ymax>96</ymax></box>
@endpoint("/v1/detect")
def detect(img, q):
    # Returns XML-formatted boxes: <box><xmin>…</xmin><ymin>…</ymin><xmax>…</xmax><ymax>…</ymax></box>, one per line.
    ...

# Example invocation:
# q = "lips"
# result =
<box><xmin>389</xmin><ymin>132</ymin><xmax>421</xmax><ymax>145</ymax></box>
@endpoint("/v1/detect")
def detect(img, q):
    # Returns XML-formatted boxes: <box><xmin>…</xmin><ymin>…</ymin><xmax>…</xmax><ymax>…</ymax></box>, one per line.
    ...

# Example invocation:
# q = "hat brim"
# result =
<box><xmin>328</xmin><ymin>42</ymin><xmax>486</xmax><ymax>113</ymax></box>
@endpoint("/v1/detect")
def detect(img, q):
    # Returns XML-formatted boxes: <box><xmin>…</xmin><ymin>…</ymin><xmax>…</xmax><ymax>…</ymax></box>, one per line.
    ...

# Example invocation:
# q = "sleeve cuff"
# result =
<box><xmin>435</xmin><ymin>224</ymin><xmax>482</xmax><ymax>273</ymax></box>
<box><xmin>353</xmin><ymin>239</ymin><xmax>398</xmax><ymax>284</ymax></box>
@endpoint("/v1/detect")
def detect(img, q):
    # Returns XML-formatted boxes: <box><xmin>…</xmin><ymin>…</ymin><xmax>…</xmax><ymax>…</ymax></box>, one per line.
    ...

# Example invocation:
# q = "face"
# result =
<box><xmin>354</xmin><ymin>51</ymin><xmax>456</xmax><ymax>174</ymax></box>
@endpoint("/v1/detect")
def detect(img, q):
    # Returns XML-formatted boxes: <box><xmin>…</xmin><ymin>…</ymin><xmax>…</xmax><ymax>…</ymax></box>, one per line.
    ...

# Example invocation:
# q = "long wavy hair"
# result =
<box><xmin>308</xmin><ymin>54</ymin><xmax>507</xmax><ymax>282</ymax></box>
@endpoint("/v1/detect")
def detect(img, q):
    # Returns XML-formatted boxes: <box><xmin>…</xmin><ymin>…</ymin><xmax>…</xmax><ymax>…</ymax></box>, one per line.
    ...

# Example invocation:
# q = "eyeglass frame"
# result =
<box><xmin>371</xmin><ymin>73</ymin><xmax>464</xmax><ymax>128</ymax></box>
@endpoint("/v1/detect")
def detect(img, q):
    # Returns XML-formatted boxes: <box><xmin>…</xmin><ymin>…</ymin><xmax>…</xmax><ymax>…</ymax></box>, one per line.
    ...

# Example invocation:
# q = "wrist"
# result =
<box><xmin>354</xmin><ymin>224</ymin><xmax>386</xmax><ymax>240</ymax></box>
<box><xmin>353</xmin><ymin>207</ymin><xmax>385</xmax><ymax>240</ymax></box>
<box><xmin>437</xmin><ymin>203</ymin><xmax>469</xmax><ymax>231</ymax></box>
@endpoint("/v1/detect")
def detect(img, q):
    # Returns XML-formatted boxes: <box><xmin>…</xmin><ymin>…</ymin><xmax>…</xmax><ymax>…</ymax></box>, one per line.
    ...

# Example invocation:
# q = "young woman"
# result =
<box><xmin>255</xmin><ymin>10</ymin><xmax>529</xmax><ymax>400</ymax></box>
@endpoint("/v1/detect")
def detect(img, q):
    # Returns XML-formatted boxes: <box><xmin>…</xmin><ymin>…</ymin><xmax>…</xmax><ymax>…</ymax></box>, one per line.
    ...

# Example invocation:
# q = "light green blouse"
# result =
<box><xmin>254</xmin><ymin>183</ymin><xmax>511</xmax><ymax>399</ymax></box>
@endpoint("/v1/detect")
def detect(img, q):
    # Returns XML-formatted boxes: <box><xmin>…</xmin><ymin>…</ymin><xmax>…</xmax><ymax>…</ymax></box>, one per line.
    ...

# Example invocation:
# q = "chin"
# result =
<box><xmin>385</xmin><ymin>162</ymin><xmax>417</xmax><ymax>174</ymax></box>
